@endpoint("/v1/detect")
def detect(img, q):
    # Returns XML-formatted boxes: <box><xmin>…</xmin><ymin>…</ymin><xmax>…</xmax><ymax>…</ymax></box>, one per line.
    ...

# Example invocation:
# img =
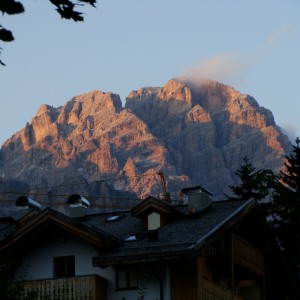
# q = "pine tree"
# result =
<box><xmin>271</xmin><ymin>137</ymin><xmax>300</xmax><ymax>276</ymax></box>
<box><xmin>226</xmin><ymin>156</ymin><xmax>275</xmax><ymax>201</ymax></box>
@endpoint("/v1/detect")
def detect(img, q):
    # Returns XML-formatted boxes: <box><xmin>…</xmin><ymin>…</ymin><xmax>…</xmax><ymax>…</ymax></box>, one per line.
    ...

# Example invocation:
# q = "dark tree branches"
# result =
<box><xmin>270</xmin><ymin>137</ymin><xmax>300</xmax><ymax>277</ymax></box>
<box><xmin>226</xmin><ymin>156</ymin><xmax>276</xmax><ymax>201</ymax></box>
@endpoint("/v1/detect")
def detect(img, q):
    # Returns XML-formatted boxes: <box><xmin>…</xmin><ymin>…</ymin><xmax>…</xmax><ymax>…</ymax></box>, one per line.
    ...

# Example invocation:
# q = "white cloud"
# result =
<box><xmin>177</xmin><ymin>26</ymin><xmax>291</xmax><ymax>88</ymax></box>
<box><xmin>280</xmin><ymin>123</ymin><xmax>300</xmax><ymax>142</ymax></box>
<box><xmin>178</xmin><ymin>52</ymin><xmax>249</xmax><ymax>87</ymax></box>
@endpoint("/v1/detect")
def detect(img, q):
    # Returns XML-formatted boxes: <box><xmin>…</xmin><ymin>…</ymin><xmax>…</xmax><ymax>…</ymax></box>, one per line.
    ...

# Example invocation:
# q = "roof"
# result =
<box><xmin>0</xmin><ymin>207</ymin><xmax>122</xmax><ymax>256</ymax></box>
<box><xmin>131</xmin><ymin>195</ymin><xmax>183</xmax><ymax>219</ymax></box>
<box><xmin>91</xmin><ymin>198</ymin><xmax>254</xmax><ymax>266</ymax></box>
<box><xmin>0</xmin><ymin>198</ymin><xmax>255</xmax><ymax>265</ymax></box>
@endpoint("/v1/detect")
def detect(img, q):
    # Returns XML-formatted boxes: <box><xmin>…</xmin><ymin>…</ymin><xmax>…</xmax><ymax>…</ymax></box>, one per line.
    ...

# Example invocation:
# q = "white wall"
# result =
<box><xmin>15</xmin><ymin>231</ymin><xmax>114</xmax><ymax>281</ymax></box>
<box><xmin>15</xmin><ymin>231</ymin><xmax>170</xmax><ymax>300</ymax></box>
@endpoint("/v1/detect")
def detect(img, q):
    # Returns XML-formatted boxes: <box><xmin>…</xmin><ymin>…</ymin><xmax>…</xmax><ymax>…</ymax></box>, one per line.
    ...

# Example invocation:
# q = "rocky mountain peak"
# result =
<box><xmin>0</xmin><ymin>80</ymin><xmax>292</xmax><ymax>209</ymax></box>
<box><xmin>36</xmin><ymin>104</ymin><xmax>54</xmax><ymax>116</ymax></box>
<box><xmin>57</xmin><ymin>90</ymin><xmax>122</xmax><ymax>125</ymax></box>
<box><xmin>160</xmin><ymin>79</ymin><xmax>192</xmax><ymax>104</ymax></box>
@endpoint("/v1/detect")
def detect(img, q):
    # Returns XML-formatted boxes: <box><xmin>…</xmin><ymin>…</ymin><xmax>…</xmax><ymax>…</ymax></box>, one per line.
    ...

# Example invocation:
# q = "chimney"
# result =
<box><xmin>181</xmin><ymin>186</ymin><xmax>213</xmax><ymax>214</ymax></box>
<box><xmin>67</xmin><ymin>194</ymin><xmax>90</xmax><ymax>218</ymax></box>
<box><xmin>15</xmin><ymin>196</ymin><xmax>42</xmax><ymax>218</ymax></box>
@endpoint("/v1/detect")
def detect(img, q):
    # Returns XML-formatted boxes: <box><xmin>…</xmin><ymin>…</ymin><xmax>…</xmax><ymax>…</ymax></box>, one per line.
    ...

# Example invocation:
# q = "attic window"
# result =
<box><xmin>147</xmin><ymin>212</ymin><xmax>161</xmax><ymax>230</ymax></box>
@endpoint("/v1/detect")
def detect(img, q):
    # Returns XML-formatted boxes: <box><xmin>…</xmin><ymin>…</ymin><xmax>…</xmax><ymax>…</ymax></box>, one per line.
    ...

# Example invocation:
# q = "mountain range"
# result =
<box><xmin>0</xmin><ymin>79</ymin><xmax>292</xmax><ymax>213</ymax></box>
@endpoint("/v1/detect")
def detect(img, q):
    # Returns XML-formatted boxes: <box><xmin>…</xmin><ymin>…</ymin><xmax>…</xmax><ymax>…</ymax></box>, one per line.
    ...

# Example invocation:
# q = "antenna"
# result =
<box><xmin>157</xmin><ymin>171</ymin><xmax>171</xmax><ymax>203</ymax></box>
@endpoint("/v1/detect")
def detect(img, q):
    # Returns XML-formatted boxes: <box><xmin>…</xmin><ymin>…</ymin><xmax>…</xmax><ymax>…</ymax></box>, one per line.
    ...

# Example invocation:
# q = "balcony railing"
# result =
<box><xmin>21</xmin><ymin>274</ymin><xmax>107</xmax><ymax>300</ymax></box>
<box><xmin>204</xmin><ymin>279</ymin><xmax>245</xmax><ymax>300</ymax></box>
<box><xmin>232</xmin><ymin>234</ymin><xmax>264</xmax><ymax>276</ymax></box>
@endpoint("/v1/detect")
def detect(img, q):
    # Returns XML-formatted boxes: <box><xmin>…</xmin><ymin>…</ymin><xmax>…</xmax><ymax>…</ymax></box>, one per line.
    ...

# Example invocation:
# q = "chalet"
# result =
<box><xmin>0</xmin><ymin>188</ymin><xmax>299</xmax><ymax>300</ymax></box>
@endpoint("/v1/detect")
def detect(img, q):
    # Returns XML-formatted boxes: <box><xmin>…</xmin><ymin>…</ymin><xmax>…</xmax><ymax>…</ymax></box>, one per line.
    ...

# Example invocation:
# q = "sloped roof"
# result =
<box><xmin>0</xmin><ymin>198</ymin><xmax>255</xmax><ymax>264</ymax></box>
<box><xmin>91</xmin><ymin>198</ymin><xmax>254</xmax><ymax>266</ymax></box>
<box><xmin>131</xmin><ymin>195</ymin><xmax>183</xmax><ymax>219</ymax></box>
<box><xmin>0</xmin><ymin>207</ymin><xmax>122</xmax><ymax>256</ymax></box>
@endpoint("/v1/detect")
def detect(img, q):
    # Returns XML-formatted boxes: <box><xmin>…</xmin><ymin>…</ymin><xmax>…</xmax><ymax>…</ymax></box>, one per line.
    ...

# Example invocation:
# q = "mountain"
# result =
<box><xmin>0</xmin><ymin>79</ymin><xmax>291</xmax><ymax>210</ymax></box>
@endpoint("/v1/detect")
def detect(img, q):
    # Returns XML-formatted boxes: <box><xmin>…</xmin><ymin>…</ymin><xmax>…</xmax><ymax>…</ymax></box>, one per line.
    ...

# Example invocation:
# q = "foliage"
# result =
<box><xmin>137</xmin><ymin>272</ymin><xmax>149</xmax><ymax>300</ymax></box>
<box><xmin>0</xmin><ymin>0</ymin><xmax>97</xmax><ymax>65</ymax></box>
<box><xmin>226</xmin><ymin>156</ymin><xmax>276</xmax><ymax>201</ymax></box>
<box><xmin>270</xmin><ymin>137</ymin><xmax>300</xmax><ymax>276</ymax></box>
<box><xmin>0</xmin><ymin>260</ymin><xmax>48</xmax><ymax>300</ymax></box>
<box><xmin>0</xmin><ymin>260</ymin><xmax>26</xmax><ymax>300</ymax></box>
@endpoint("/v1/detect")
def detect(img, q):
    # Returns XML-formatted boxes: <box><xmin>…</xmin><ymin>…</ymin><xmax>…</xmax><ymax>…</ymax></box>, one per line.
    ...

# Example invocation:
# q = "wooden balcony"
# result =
<box><xmin>232</xmin><ymin>234</ymin><xmax>264</xmax><ymax>276</ymax></box>
<box><xmin>21</xmin><ymin>274</ymin><xmax>107</xmax><ymax>300</ymax></box>
<box><xmin>204</xmin><ymin>279</ymin><xmax>245</xmax><ymax>300</ymax></box>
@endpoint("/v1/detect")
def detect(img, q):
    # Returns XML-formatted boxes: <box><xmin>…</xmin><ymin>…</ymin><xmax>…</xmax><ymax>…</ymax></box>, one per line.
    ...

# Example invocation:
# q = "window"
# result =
<box><xmin>116</xmin><ymin>268</ymin><xmax>138</xmax><ymax>290</ymax></box>
<box><xmin>147</xmin><ymin>212</ymin><xmax>161</xmax><ymax>230</ymax></box>
<box><xmin>105</xmin><ymin>214</ymin><xmax>124</xmax><ymax>222</ymax></box>
<box><xmin>124</xmin><ymin>235</ymin><xmax>138</xmax><ymax>242</ymax></box>
<box><xmin>53</xmin><ymin>256</ymin><xmax>75</xmax><ymax>278</ymax></box>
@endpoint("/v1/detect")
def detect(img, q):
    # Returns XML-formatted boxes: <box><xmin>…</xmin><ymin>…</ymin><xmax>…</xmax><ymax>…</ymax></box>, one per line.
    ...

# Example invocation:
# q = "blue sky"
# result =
<box><xmin>1</xmin><ymin>0</ymin><xmax>299</xmax><ymax>145</ymax></box>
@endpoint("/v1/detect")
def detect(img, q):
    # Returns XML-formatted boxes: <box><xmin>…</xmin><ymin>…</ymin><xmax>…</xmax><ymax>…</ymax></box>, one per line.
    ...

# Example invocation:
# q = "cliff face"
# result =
<box><xmin>0</xmin><ymin>79</ymin><xmax>291</xmax><ymax>203</ymax></box>
<box><xmin>126</xmin><ymin>79</ymin><xmax>291</xmax><ymax>196</ymax></box>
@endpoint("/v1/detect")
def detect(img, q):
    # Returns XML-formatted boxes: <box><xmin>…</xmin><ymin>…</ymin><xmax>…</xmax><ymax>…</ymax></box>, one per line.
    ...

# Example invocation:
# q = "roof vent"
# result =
<box><xmin>181</xmin><ymin>186</ymin><xmax>213</xmax><ymax>214</ymax></box>
<box><xmin>67</xmin><ymin>194</ymin><xmax>90</xmax><ymax>218</ymax></box>
<box><xmin>15</xmin><ymin>196</ymin><xmax>42</xmax><ymax>218</ymax></box>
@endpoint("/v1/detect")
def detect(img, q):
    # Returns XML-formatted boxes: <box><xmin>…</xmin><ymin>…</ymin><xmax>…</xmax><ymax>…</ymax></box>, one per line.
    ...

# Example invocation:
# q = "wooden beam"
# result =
<box><xmin>197</xmin><ymin>256</ymin><xmax>205</xmax><ymax>300</ymax></box>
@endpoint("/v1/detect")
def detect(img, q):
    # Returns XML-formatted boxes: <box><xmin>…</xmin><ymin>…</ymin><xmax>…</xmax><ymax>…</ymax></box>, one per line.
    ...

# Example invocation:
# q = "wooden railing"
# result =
<box><xmin>232</xmin><ymin>234</ymin><xmax>264</xmax><ymax>276</ymax></box>
<box><xmin>21</xmin><ymin>274</ymin><xmax>107</xmax><ymax>300</ymax></box>
<box><xmin>204</xmin><ymin>279</ymin><xmax>245</xmax><ymax>300</ymax></box>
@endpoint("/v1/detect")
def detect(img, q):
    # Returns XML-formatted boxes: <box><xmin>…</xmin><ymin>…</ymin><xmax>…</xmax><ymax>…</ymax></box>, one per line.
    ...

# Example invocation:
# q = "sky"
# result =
<box><xmin>1</xmin><ymin>0</ymin><xmax>300</xmax><ymax>146</ymax></box>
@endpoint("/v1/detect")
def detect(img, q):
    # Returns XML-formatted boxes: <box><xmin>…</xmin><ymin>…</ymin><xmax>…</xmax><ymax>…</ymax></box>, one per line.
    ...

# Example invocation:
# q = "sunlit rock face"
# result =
<box><xmin>0</xmin><ymin>80</ymin><xmax>291</xmax><ymax>202</ymax></box>
<box><xmin>126</xmin><ymin>79</ymin><xmax>291</xmax><ymax>198</ymax></box>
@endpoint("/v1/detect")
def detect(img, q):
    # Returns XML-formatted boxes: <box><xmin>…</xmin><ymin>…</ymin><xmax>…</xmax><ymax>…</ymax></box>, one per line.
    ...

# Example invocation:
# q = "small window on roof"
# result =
<box><xmin>125</xmin><ymin>235</ymin><xmax>138</xmax><ymax>242</ymax></box>
<box><xmin>105</xmin><ymin>214</ymin><xmax>124</xmax><ymax>222</ymax></box>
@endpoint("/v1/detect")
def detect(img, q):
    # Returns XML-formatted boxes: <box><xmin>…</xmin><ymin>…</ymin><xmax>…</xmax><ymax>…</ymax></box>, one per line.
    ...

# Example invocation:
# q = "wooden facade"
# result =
<box><xmin>170</xmin><ymin>232</ymin><xmax>266</xmax><ymax>300</ymax></box>
<box><xmin>21</xmin><ymin>275</ymin><xmax>106</xmax><ymax>300</ymax></box>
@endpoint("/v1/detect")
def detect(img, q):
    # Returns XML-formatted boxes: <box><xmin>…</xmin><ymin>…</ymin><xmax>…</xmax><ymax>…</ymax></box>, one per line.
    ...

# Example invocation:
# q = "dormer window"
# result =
<box><xmin>147</xmin><ymin>212</ymin><xmax>161</xmax><ymax>230</ymax></box>
<box><xmin>131</xmin><ymin>196</ymin><xmax>183</xmax><ymax>231</ymax></box>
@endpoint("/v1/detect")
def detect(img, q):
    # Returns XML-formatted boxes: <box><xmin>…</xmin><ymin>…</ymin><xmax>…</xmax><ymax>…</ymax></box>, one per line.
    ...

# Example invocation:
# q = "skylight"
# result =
<box><xmin>105</xmin><ymin>214</ymin><xmax>123</xmax><ymax>222</ymax></box>
<box><xmin>125</xmin><ymin>235</ymin><xmax>138</xmax><ymax>242</ymax></box>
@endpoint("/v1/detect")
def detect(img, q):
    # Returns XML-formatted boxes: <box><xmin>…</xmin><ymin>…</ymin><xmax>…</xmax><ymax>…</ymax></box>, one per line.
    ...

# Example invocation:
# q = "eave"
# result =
<box><xmin>188</xmin><ymin>199</ymin><xmax>256</xmax><ymax>251</ymax></box>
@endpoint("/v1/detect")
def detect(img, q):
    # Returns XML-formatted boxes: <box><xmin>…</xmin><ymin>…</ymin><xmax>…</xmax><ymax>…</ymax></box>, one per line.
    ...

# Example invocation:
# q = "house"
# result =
<box><xmin>0</xmin><ymin>188</ymin><xmax>299</xmax><ymax>300</ymax></box>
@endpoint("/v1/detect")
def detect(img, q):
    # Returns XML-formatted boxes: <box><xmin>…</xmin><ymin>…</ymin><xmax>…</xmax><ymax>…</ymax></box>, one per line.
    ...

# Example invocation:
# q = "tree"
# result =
<box><xmin>0</xmin><ymin>0</ymin><xmax>97</xmax><ymax>65</ymax></box>
<box><xmin>226</xmin><ymin>156</ymin><xmax>276</xmax><ymax>201</ymax></box>
<box><xmin>0</xmin><ymin>260</ymin><xmax>25</xmax><ymax>300</ymax></box>
<box><xmin>270</xmin><ymin>137</ymin><xmax>300</xmax><ymax>276</ymax></box>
